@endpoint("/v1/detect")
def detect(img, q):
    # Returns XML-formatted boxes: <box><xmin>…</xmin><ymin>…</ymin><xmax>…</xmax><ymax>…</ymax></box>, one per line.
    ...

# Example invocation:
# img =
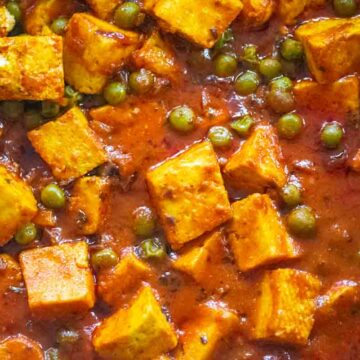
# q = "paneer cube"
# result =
<box><xmin>93</xmin><ymin>286</ymin><xmax>178</xmax><ymax>360</ymax></box>
<box><xmin>64</xmin><ymin>13</ymin><xmax>142</xmax><ymax>94</ymax></box>
<box><xmin>86</xmin><ymin>0</ymin><xmax>122</xmax><ymax>19</ymax></box>
<box><xmin>0</xmin><ymin>335</ymin><xmax>43</xmax><ymax>360</ymax></box>
<box><xmin>0</xmin><ymin>35</ymin><xmax>64</xmax><ymax>100</ymax></box>
<box><xmin>32</xmin><ymin>209</ymin><xmax>56</xmax><ymax>228</ymax></box>
<box><xmin>20</xmin><ymin>241</ymin><xmax>95</xmax><ymax>318</ymax></box>
<box><xmin>0</xmin><ymin>254</ymin><xmax>22</xmax><ymax>294</ymax></box>
<box><xmin>0</xmin><ymin>6</ymin><xmax>15</xmax><ymax>36</ymax></box>
<box><xmin>240</xmin><ymin>0</ymin><xmax>274</xmax><ymax>28</ymax></box>
<box><xmin>28</xmin><ymin>107</ymin><xmax>106</xmax><ymax>181</ymax></box>
<box><xmin>224</xmin><ymin>125</ymin><xmax>287</xmax><ymax>192</ymax></box>
<box><xmin>147</xmin><ymin>141</ymin><xmax>232</xmax><ymax>250</ymax></box>
<box><xmin>173</xmin><ymin>230</ymin><xmax>224</xmax><ymax>283</ymax></box>
<box><xmin>69</xmin><ymin>176</ymin><xmax>109</xmax><ymax>235</ymax></box>
<box><xmin>0</xmin><ymin>165</ymin><xmax>37</xmax><ymax>246</ymax></box>
<box><xmin>176</xmin><ymin>303</ymin><xmax>238</xmax><ymax>360</ymax></box>
<box><xmin>227</xmin><ymin>194</ymin><xmax>299</xmax><ymax>272</ymax></box>
<box><xmin>296</xmin><ymin>17</ymin><xmax>360</xmax><ymax>83</ymax></box>
<box><xmin>132</xmin><ymin>31</ymin><xmax>182</xmax><ymax>83</ymax></box>
<box><xmin>98</xmin><ymin>252</ymin><xmax>152</xmax><ymax>307</ymax></box>
<box><xmin>294</xmin><ymin>75</ymin><xmax>359</xmax><ymax>114</ymax></box>
<box><xmin>252</xmin><ymin>269</ymin><xmax>321</xmax><ymax>345</ymax></box>
<box><xmin>278</xmin><ymin>0</ymin><xmax>325</xmax><ymax>25</ymax></box>
<box><xmin>144</xmin><ymin>0</ymin><xmax>243</xmax><ymax>48</ymax></box>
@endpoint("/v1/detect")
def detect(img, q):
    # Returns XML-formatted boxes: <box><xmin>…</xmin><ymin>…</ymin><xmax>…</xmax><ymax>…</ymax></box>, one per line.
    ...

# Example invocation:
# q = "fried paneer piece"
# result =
<box><xmin>224</xmin><ymin>125</ymin><xmax>287</xmax><ymax>192</ymax></box>
<box><xmin>69</xmin><ymin>176</ymin><xmax>109</xmax><ymax>235</ymax></box>
<box><xmin>228</xmin><ymin>194</ymin><xmax>299</xmax><ymax>272</ymax></box>
<box><xmin>98</xmin><ymin>252</ymin><xmax>152</xmax><ymax>307</ymax></box>
<box><xmin>176</xmin><ymin>303</ymin><xmax>238</xmax><ymax>360</ymax></box>
<box><xmin>252</xmin><ymin>269</ymin><xmax>321</xmax><ymax>345</ymax></box>
<box><xmin>20</xmin><ymin>241</ymin><xmax>95</xmax><ymax>319</ymax></box>
<box><xmin>93</xmin><ymin>286</ymin><xmax>178</xmax><ymax>360</ymax></box>
<box><xmin>0</xmin><ymin>335</ymin><xmax>43</xmax><ymax>360</ymax></box>
<box><xmin>86</xmin><ymin>0</ymin><xmax>122</xmax><ymax>19</ymax></box>
<box><xmin>143</xmin><ymin>0</ymin><xmax>243</xmax><ymax>48</ymax></box>
<box><xmin>0</xmin><ymin>35</ymin><xmax>63</xmax><ymax>100</ymax></box>
<box><xmin>132</xmin><ymin>31</ymin><xmax>182</xmax><ymax>83</ymax></box>
<box><xmin>294</xmin><ymin>75</ymin><xmax>359</xmax><ymax>114</ymax></box>
<box><xmin>28</xmin><ymin>107</ymin><xmax>106</xmax><ymax>181</ymax></box>
<box><xmin>0</xmin><ymin>254</ymin><xmax>22</xmax><ymax>294</ymax></box>
<box><xmin>147</xmin><ymin>141</ymin><xmax>231</xmax><ymax>250</ymax></box>
<box><xmin>63</xmin><ymin>13</ymin><xmax>142</xmax><ymax>94</ymax></box>
<box><xmin>0</xmin><ymin>6</ymin><xmax>15</xmax><ymax>36</ymax></box>
<box><xmin>0</xmin><ymin>165</ymin><xmax>37</xmax><ymax>246</ymax></box>
<box><xmin>240</xmin><ymin>0</ymin><xmax>274</xmax><ymax>28</ymax></box>
<box><xmin>278</xmin><ymin>0</ymin><xmax>325</xmax><ymax>25</ymax></box>
<box><xmin>296</xmin><ymin>17</ymin><xmax>360</xmax><ymax>84</ymax></box>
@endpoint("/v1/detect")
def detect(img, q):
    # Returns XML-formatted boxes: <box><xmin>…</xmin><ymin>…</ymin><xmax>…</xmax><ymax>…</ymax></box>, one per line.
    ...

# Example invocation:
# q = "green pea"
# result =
<box><xmin>139</xmin><ymin>238</ymin><xmax>166</xmax><ymax>259</ymax></box>
<box><xmin>281</xmin><ymin>183</ymin><xmax>302</xmax><ymax>207</ymax></box>
<box><xmin>230</xmin><ymin>115</ymin><xmax>255</xmax><ymax>137</ymax></box>
<box><xmin>168</xmin><ymin>105</ymin><xmax>195</xmax><ymax>133</ymax></box>
<box><xmin>277</xmin><ymin>113</ymin><xmax>304</xmax><ymax>139</ymax></box>
<box><xmin>333</xmin><ymin>0</ymin><xmax>357</xmax><ymax>17</ymax></box>
<box><xmin>270</xmin><ymin>76</ymin><xmax>293</xmax><ymax>92</ymax></box>
<box><xmin>114</xmin><ymin>2</ymin><xmax>141</xmax><ymax>29</ymax></box>
<box><xmin>234</xmin><ymin>71</ymin><xmax>260</xmax><ymax>96</ymax></box>
<box><xmin>241</xmin><ymin>44</ymin><xmax>259</xmax><ymax>67</ymax></box>
<box><xmin>320</xmin><ymin>122</ymin><xmax>344</xmax><ymax>149</ymax></box>
<box><xmin>50</xmin><ymin>17</ymin><xmax>68</xmax><ymax>35</ymax></box>
<box><xmin>259</xmin><ymin>58</ymin><xmax>282</xmax><ymax>79</ymax></box>
<box><xmin>267</xmin><ymin>89</ymin><xmax>295</xmax><ymax>114</ymax></box>
<box><xmin>208</xmin><ymin>126</ymin><xmax>233</xmax><ymax>148</ymax></box>
<box><xmin>41</xmin><ymin>183</ymin><xmax>66</xmax><ymax>209</ymax></box>
<box><xmin>91</xmin><ymin>248</ymin><xmax>119</xmax><ymax>269</ymax></box>
<box><xmin>45</xmin><ymin>348</ymin><xmax>59</xmax><ymax>360</ymax></box>
<box><xmin>64</xmin><ymin>85</ymin><xmax>82</xmax><ymax>107</ymax></box>
<box><xmin>41</xmin><ymin>101</ymin><xmax>60</xmax><ymax>118</ymax></box>
<box><xmin>128</xmin><ymin>69</ymin><xmax>154</xmax><ymax>94</ymax></box>
<box><xmin>133</xmin><ymin>206</ymin><xmax>155</xmax><ymax>237</ymax></box>
<box><xmin>56</xmin><ymin>329</ymin><xmax>80</xmax><ymax>346</ymax></box>
<box><xmin>280</xmin><ymin>39</ymin><xmax>304</xmax><ymax>61</ymax></box>
<box><xmin>1</xmin><ymin>101</ymin><xmax>24</xmax><ymax>118</ymax></box>
<box><xmin>287</xmin><ymin>205</ymin><xmax>316</xmax><ymax>237</ymax></box>
<box><xmin>214</xmin><ymin>54</ymin><xmax>238</xmax><ymax>77</ymax></box>
<box><xmin>6</xmin><ymin>1</ymin><xmax>21</xmax><ymax>22</ymax></box>
<box><xmin>24</xmin><ymin>110</ymin><xmax>43</xmax><ymax>130</ymax></box>
<box><xmin>103</xmin><ymin>82</ymin><xmax>127</xmax><ymax>105</ymax></box>
<box><xmin>15</xmin><ymin>223</ymin><xmax>37</xmax><ymax>245</ymax></box>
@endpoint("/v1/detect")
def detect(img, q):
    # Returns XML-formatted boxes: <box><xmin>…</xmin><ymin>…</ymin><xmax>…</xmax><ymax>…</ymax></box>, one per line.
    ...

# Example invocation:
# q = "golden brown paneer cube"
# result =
<box><xmin>176</xmin><ymin>303</ymin><xmax>238</xmax><ymax>360</ymax></box>
<box><xmin>32</xmin><ymin>209</ymin><xmax>56</xmax><ymax>228</ymax></box>
<box><xmin>28</xmin><ymin>107</ymin><xmax>106</xmax><ymax>181</ymax></box>
<box><xmin>173</xmin><ymin>231</ymin><xmax>224</xmax><ymax>283</ymax></box>
<box><xmin>252</xmin><ymin>269</ymin><xmax>321</xmax><ymax>345</ymax></box>
<box><xmin>0</xmin><ymin>6</ymin><xmax>15</xmax><ymax>36</ymax></box>
<box><xmin>98</xmin><ymin>252</ymin><xmax>152</xmax><ymax>307</ymax></box>
<box><xmin>224</xmin><ymin>125</ymin><xmax>287</xmax><ymax>192</ymax></box>
<box><xmin>228</xmin><ymin>194</ymin><xmax>299</xmax><ymax>272</ymax></box>
<box><xmin>144</xmin><ymin>0</ymin><xmax>243</xmax><ymax>48</ymax></box>
<box><xmin>86</xmin><ymin>0</ymin><xmax>122</xmax><ymax>19</ymax></box>
<box><xmin>0</xmin><ymin>335</ymin><xmax>43</xmax><ymax>360</ymax></box>
<box><xmin>132</xmin><ymin>31</ymin><xmax>182</xmax><ymax>83</ymax></box>
<box><xmin>0</xmin><ymin>35</ymin><xmax>64</xmax><ymax>100</ymax></box>
<box><xmin>93</xmin><ymin>286</ymin><xmax>178</xmax><ymax>360</ymax></box>
<box><xmin>0</xmin><ymin>165</ymin><xmax>37</xmax><ymax>246</ymax></box>
<box><xmin>278</xmin><ymin>0</ymin><xmax>325</xmax><ymax>25</ymax></box>
<box><xmin>294</xmin><ymin>75</ymin><xmax>359</xmax><ymax>114</ymax></box>
<box><xmin>296</xmin><ymin>17</ymin><xmax>360</xmax><ymax>84</ymax></box>
<box><xmin>240</xmin><ymin>0</ymin><xmax>274</xmax><ymax>28</ymax></box>
<box><xmin>20</xmin><ymin>241</ymin><xmax>95</xmax><ymax>318</ymax></box>
<box><xmin>147</xmin><ymin>141</ymin><xmax>231</xmax><ymax>250</ymax></box>
<box><xmin>64</xmin><ymin>13</ymin><xmax>142</xmax><ymax>94</ymax></box>
<box><xmin>0</xmin><ymin>254</ymin><xmax>22</xmax><ymax>294</ymax></box>
<box><xmin>69</xmin><ymin>176</ymin><xmax>109</xmax><ymax>235</ymax></box>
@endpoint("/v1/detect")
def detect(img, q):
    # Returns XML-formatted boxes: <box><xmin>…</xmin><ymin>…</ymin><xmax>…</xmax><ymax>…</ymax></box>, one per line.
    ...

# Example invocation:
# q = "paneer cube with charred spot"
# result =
<box><xmin>0</xmin><ymin>35</ymin><xmax>64</xmax><ymax>100</ymax></box>
<box><xmin>228</xmin><ymin>194</ymin><xmax>299</xmax><ymax>272</ymax></box>
<box><xmin>20</xmin><ymin>241</ymin><xmax>95</xmax><ymax>318</ymax></box>
<box><xmin>240</xmin><ymin>0</ymin><xmax>274</xmax><ymax>28</ymax></box>
<box><xmin>143</xmin><ymin>0</ymin><xmax>243</xmax><ymax>48</ymax></box>
<box><xmin>28</xmin><ymin>107</ymin><xmax>106</xmax><ymax>181</ymax></box>
<box><xmin>64</xmin><ymin>13</ymin><xmax>142</xmax><ymax>94</ymax></box>
<box><xmin>224</xmin><ymin>125</ymin><xmax>287</xmax><ymax>192</ymax></box>
<box><xmin>93</xmin><ymin>286</ymin><xmax>178</xmax><ymax>360</ymax></box>
<box><xmin>176</xmin><ymin>303</ymin><xmax>238</xmax><ymax>360</ymax></box>
<box><xmin>0</xmin><ymin>6</ymin><xmax>15</xmax><ymax>36</ymax></box>
<box><xmin>0</xmin><ymin>335</ymin><xmax>43</xmax><ymax>360</ymax></box>
<box><xmin>278</xmin><ymin>0</ymin><xmax>325</xmax><ymax>25</ymax></box>
<box><xmin>147</xmin><ymin>141</ymin><xmax>231</xmax><ymax>250</ymax></box>
<box><xmin>85</xmin><ymin>0</ymin><xmax>122</xmax><ymax>19</ymax></box>
<box><xmin>0</xmin><ymin>165</ymin><xmax>37</xmax><ymax>246</ymax></box>
<box><xmin>0</xmin><ymin>254</ymin><xmax>22</xmax><ymax>295</ymax></box>
<box><xmin>295</xmin><ymin>17</ymin><xmax>360</xmax><ymax>84</ymax></box>
<box><xmin>252</xmin><ymin>268</ymin><xmax>321</xmax><ymax>345</ymax></box>
<box><xmin>98</xmin><ymin>252</ymin><xmax>152</xmax><ymax>307</ymax></box>
<box><xmin>69</xmin><ymin>176</ymin><xmax>109</xmax><ymax>235</ymax></box>
<box><xmin>173</xmin><ymin>230</ymin><xmax>224</xmax><ymax>283</ymax></box>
